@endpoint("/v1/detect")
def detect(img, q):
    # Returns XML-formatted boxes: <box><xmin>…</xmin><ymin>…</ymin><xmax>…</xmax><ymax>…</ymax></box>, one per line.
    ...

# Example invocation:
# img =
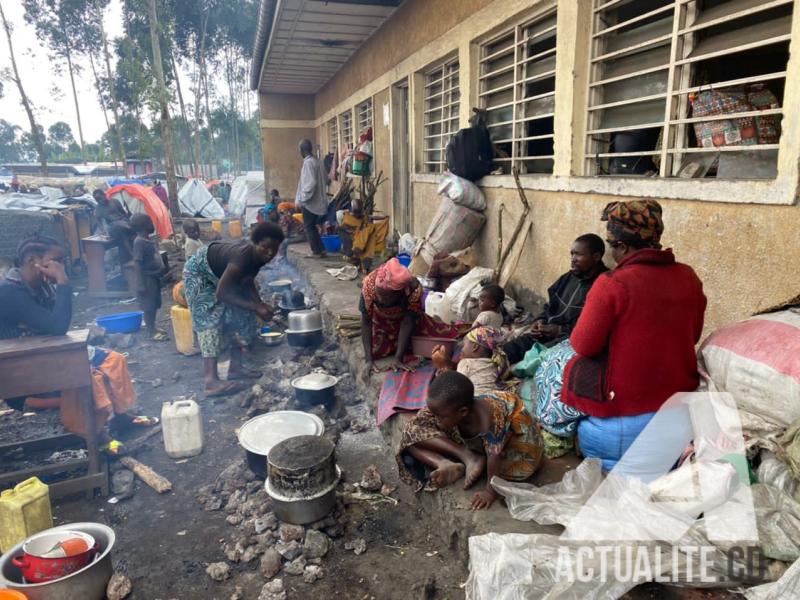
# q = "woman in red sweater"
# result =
<box><xmin>562</xmin><ymin>200</ymin><xmax>706</xmax><ymax>479</ymax></box>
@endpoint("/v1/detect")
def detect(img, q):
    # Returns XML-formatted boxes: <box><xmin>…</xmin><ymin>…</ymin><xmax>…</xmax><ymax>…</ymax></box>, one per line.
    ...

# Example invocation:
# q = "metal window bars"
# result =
<box><xmin>423</xmin><ymin>57</ymin><xmax>461</xmax><ymax>173</ymax></box>
<box><xmin>586</xmin><ymin>0</ymin><xmax>793</xmax><ymax>180</ymax></box>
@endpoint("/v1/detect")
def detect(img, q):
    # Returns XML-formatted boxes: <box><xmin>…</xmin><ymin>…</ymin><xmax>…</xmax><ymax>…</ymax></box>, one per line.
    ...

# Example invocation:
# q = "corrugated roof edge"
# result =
<box><xmin>249</xmin><ymin>0</ymin><xmax>278</xmax><ymax>91</ymax></box>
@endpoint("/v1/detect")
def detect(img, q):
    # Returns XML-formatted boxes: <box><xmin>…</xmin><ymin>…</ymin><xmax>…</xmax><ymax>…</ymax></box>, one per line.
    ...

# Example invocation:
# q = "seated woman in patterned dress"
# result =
<box><xmin>396</xmin><ymin>371</ymin><xmax>543</xmax><ymax>510</ymax></box>
<box><xmin>430</xmin><ymin>326</ymin><xmax>510</xmax><ymax>395</ymax></box>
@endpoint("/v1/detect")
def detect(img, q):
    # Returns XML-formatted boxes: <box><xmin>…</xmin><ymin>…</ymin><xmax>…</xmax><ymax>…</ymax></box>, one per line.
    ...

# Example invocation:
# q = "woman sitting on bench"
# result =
<box><xmin>0</xmin><ymin>236</ymin><xmax>157</xmax><ymax>452</ymax></box>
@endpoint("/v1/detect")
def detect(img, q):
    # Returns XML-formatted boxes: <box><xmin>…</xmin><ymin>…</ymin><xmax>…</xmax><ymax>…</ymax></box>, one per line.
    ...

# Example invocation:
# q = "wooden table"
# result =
<box><xmin>0</xmin><ymin>329</ymin><xmax>108</xmax><ymax>498</ymax></box>
<box><xmin>81</xmin><ymin>235</ymin><xmax>136</xmax><ymax>298</ymax></box>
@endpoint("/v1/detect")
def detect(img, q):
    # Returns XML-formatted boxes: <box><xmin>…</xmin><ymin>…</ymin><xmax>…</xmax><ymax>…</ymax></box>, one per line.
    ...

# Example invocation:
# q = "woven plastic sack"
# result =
<box><xmin>699</xmin><ymin>310</ymin><xmax>800</xmax><ymax>452</ymax></box>
<box><xmin>415</xmin><ymin>197</ymin><xmax>486</xmax><ymax>266</ymax></box>
<box><xmin>757</xmin><ymin>450</ymin><xmax>798</xmax><ymax>498</ymax></box>
<box><xmin>746</xmin><ymin>557</ymin><xmax>800</xmax><ymax>600</ymax></box>
<box><xmin>437</xmin><ymin>171</ymin><xmax>487</xmax><ymax>211</ymax></box>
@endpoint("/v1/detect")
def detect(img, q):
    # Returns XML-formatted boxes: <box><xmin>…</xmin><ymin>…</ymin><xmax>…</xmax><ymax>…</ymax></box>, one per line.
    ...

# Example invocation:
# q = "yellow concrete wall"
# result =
<box><xmin>259</xmin><ymin>93</ymin><xmax>317</xmax><ymax>199</ymax></box>
<box><xmin>372</xmin><ymin>88</ymin><xmax>392</xmax><ymax>218</ymax></box>
<box><xmin>412</xmin><ymin>181</ymin><xmax>800</xmax><ymax>335</ymax></box>
<box><xmin>314</xmin><ymin>0</ymin><xmax>487</xmax><ymax>116</ymax></box>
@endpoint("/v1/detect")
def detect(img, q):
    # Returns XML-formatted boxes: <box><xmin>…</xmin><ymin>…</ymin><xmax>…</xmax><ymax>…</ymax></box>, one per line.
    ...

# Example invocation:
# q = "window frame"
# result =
<box><xmin>339</xmin><ymin>109</ymin><xmax>353</xmax><ymax>150</ymax></box>
<box><xmin>584</xmin><ymin>0</ymin><xmax>795</xmax><ymax>184</ymax></box>
<box><xmin>357</xmin><ymin>98</ymin><xmax>373</xmax><ymax>136</ymax></box>
<box><xmin>328</xmin><ymin>117</ymin><xmax>338</xmax><ymax>154</ymax></box>
<box><xmin>421</xmin><ymin>55</ymin><xmax>461</xmax><ymax>174</ymax></box>
<box><xmin>477</xmin><ymin>5</ymin><xmax>559</xmax><ymax>175</ymax></box>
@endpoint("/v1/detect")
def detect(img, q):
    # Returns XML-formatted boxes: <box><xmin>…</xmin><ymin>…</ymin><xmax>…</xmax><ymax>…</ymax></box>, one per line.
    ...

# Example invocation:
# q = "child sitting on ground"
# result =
<box><xmin>396</xmin><ymin>371</ymin><xmax>543</xmax><ymax>510</ymax></box>
<box><xmin>472</xmin><ymin>283</ymin><xmax>504</xmax><ymax>329</ymax></box>
<box><xmin>131</xmin><ymin>213</ymin><xmax>168</xmax><ymax>341</ymax></box>
<box><xmin>431</xmin><ymin>326</ymin><xmax>509</xmax><ymax>395</ymax></box>
<box><xmin>183</xmin><ymin>219</ymin><xmax>205</xmax><ymax>260</ymax></box>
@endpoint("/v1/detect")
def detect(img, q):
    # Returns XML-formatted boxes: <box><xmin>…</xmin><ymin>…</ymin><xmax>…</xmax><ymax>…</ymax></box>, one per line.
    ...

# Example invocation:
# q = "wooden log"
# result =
<box><xmin>495</xmin><ymin>167</ymin><xmax>531</xmax><ymax>280</ymax></box>
<box><xmin>119</xmin><ymin>456</ymin><xmax>172</xmax><ymax>493</ymax></box>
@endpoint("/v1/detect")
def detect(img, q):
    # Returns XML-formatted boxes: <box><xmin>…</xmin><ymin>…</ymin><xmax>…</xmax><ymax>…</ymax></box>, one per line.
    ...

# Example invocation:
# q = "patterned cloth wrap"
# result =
<box><xmin>602</xmin><ymin>199</ymin><xmax>663</xmax><ymax>248</ymax></box>
<box><xmin>533</xmin><ymin>339</ymin><xmax>586</xmax><ymax>437</ymax></box>
<box><xmin>466</xmin><ymin>326</ymin><xmax>509</xmax><ymax>382</ymax></box>
<box><xmin>396</xmin><ymin>390</ymin><xmax>543</xmax><ymax>488</ymax></box>
<box><xmin>690</xmin><ymin>84</ymin><xmax>781</xmax><ymax>148</ymax></box>
<box><xmin>182</xmin><ymin>245</ymin><xmax>256</xmax><ymax>358</ymax></box>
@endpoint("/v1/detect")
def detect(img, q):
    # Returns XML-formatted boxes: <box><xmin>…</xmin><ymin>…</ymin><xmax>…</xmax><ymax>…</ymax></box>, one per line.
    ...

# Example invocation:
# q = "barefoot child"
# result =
<box><xmin>183</xmin><ymin>219</ymin><xmax>205</xmax><ymax>260</ymax></box>
<box><xmin>131</xmin><ymin>213</ymin><xmax>167</xmax><ymax>340</ymax></box>
<box><xmin>472</xmin><ymin>283</ymin><xmax>504</xmax><ymax>329</ymax></box>
<box><xmin>397</xmin><ymin>371</ymin><xmax>543</xmax><ymax>510</ymax></box>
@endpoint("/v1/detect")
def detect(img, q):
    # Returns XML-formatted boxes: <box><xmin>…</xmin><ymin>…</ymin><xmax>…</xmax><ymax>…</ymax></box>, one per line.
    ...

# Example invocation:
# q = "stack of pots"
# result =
<box><xmin>265</xmin><ymin>435</ymin><xmax>339</xmax><ymax>525</ymax></box>
<box><xmin>285</xmin><ymin>309</ymin><xmax>324</xmax><ymax>348</ymax></box>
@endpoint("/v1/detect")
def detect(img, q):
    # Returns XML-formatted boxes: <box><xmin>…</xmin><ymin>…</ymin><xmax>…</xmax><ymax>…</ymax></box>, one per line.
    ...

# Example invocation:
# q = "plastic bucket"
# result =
<box><xmin>321</xmin><ymin>235</ymin><xmax>341</xmax><ymax>253</ymax></box>
<box><xmin>95</xmin><ymin>312</ymin><xmax>143</xmax><ymax>333</ymax></box>
<box><xmin>397</xmin><ymin>254</ymin><xmax>411</xmax><ymax>268</ymax></box>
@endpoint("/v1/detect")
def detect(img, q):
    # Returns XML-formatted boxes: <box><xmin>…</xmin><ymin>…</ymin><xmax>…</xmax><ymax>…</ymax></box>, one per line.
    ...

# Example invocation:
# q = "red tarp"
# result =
<box><xmin>106</xmin><ymin>184</ymin><xmax>174</xmax><ymax>238</ymax></box>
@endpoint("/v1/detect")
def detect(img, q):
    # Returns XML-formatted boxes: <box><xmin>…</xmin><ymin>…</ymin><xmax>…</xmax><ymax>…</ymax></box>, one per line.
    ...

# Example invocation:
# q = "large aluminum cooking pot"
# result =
<box><xmin>287</xmin><ymin>309</ymin><xmax>323</xmax><ymax>333</ymax></box>
<box><xmin>291</xmin><ymin>372</ymin><xmax>337</xmax><ymax>410</ymax></box>
<box><xmin>0</xmin><ymin>523</ymin><xmax>114</xmax><ymax>600</ymax></box>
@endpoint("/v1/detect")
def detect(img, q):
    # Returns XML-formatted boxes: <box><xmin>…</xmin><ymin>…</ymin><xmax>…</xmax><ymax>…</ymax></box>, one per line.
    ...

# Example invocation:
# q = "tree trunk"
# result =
<box><xmin>0</xmin><ymin>2</ymin><xmax>47</xmax><ymax>175</ymax></box>
<box><xmin>64</xmin><ymin>41</ymin><xmax>87</xmax><ymax>163</ymax></box>
<box><xmin>194</xmin><ymin>11</ymin><xmax>209</xmax><ymax>178</ymax></box>
<box><xmin>170</xmin><ymin>50</ymin><xmax>198</xmax><ymax>177</ymax></box>
<box><xmin>97</xmin><ymin>0</ymin><xmax>126</xmax><ymax>173</ymax></box>
<box><xmin>146</xmin><ymin>0</ymin><xmax>179</xmax><ymax>217</ymax></box>
<box><xmin>88</xmin><ymin>52</ymin><xmax>113</xmax><ymax>165</ymax></box>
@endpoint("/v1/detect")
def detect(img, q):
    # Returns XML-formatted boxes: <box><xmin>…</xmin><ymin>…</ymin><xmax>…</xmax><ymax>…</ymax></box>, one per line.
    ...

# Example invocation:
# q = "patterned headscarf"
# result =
<box><xmin>373</xmin><ymin>257</ymin><xmax>412</xmax><ymax>292</ymax></box>
<box><xmin>602</xmin><ymin>200</ymin><xmax>664</xmax><ymax>248</ymax></box>
<box><xmin>466</xmin><ymin>326</ymin><xmax>509</xmax><ymax>381</ymax></box>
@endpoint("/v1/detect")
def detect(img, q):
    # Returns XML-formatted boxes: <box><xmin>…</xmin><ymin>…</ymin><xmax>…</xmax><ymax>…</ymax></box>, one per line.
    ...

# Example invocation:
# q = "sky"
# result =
<box><xmin>0</xmin><ymin>0</ymin><xmax>126</xmax><ymax>143</ymax></box>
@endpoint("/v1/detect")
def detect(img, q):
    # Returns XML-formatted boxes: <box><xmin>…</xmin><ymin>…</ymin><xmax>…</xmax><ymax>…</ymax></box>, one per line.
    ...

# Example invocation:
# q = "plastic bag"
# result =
<box><xmin>398</xmin><ymin>233</ymin><xmax>416</xmax><ymax>256</ymax></box>
<box><xmin>178</xmin><ymin>179</ymin><xmax>224</xmax><ymax>219</ymax></box>
<box><xmin>745</xmin><ymin>558</ymin><xmax>800</xmax><ymax>599</ymax></box>
<box><xmin>437</xmin><ymin>171</ymin><xmax>487</xmax><ymax>211</ymax></box>
<box><xmin>442</xmin><ymin>266</ymin><xmax>495</xmax><ymax>322</ymax></box>
<box><xmin>757</xmin><ymin>450</ymin><xmax>798</xmax><ymax>497</ymax></box>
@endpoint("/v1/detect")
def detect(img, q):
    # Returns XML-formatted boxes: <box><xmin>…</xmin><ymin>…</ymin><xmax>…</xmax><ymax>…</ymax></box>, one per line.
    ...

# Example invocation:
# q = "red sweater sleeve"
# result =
<box><xmin>569</xmin><ymin>274</ymin><xmax>622</xmax><ymax>357</ymax></box>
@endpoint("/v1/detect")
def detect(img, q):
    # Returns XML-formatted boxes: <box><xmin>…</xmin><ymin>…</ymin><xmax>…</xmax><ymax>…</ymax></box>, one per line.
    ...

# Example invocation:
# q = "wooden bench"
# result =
<box><xmin>0</xmin><ymin>329</ymin><xmax>108</xmax><ymax>498</ymax></box>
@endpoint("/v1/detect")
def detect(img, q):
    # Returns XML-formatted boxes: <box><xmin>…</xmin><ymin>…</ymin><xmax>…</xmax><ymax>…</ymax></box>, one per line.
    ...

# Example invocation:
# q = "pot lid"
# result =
<box><xmin>285</xmin><ymin>328</ymin><xmax>323</xmax><ymax>334</ymax></box>
<box><xmin>238</xmin><ymin>411</ymin><xmax>324</xmax><ymax>456</ymax></box>
<box><xmin>291</xmin><ymin>372</ymin><xmax>337</xmax><ymax>391</ymax></box>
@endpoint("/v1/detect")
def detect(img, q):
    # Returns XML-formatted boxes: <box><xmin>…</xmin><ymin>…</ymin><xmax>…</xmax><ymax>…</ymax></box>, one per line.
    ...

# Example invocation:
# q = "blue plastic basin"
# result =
<box><xmin>397</xmin><ymin>254</ymin><xmax>412</xmax><ymax>268</ymax></box>
<box><xmin>96</xmin><ymin>311</ymin><xmax>144</xmax><ymax>333</ymax></box>
<box><xmin>321</xmin><ymin>234</ymin><xmax>342</xmax><ymax>253</ymax></box>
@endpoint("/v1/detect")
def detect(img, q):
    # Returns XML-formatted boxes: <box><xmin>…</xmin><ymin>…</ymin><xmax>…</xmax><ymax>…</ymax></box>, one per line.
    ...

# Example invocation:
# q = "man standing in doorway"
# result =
<box><xmin>295</xmin><ymin>139</ymin><xmax>328</xmax><ymax>258</ymax></box>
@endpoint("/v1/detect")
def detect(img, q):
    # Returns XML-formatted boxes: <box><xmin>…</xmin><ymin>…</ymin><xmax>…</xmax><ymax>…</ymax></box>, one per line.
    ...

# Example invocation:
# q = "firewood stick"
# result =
<box><xmin>496</xmin><ymin>167</ymin><xmax>531</xmax><ymax>279</ymax></box>
<box><xmin>119</xmin><ymin>456</ymin><xmax>172</xmax><ymax>494</ymax></box>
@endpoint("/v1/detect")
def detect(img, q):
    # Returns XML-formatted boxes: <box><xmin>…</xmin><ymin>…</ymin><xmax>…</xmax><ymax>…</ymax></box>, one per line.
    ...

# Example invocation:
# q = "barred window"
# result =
<box><xmin>422</xmin><ymin>57</ymin><xmax>460</xmax><ymax>173</ymax></box>
<box><xmin>328</xmin><ymin>117</ymin><xmax>338</xmax><ymax>154</ymax></box>
<box><xmin>586</xmin><ymin>0</ymin><xmax>792</xmax><ymax>180</ymax></box>
<box><xmin>357</xmin><ymin>99</ymin><xmax>373</xmax><ymax>135</ymax></box>
<box><xmin>340</xmin><ymin>110</ymin><xmax>353</xmax><ymax>149</ymax></box>
<box><xmin>479</xmin><ymin>9</ymin><xmax>557</xmax><ymax>175</ymax></box>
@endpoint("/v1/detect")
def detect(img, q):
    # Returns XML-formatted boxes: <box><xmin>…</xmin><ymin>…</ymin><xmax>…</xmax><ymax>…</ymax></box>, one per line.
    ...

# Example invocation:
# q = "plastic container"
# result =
<box><xmin>0</xmin><ymin>590</ymin><xmax>28</xmax><ymax>599</ymax></box>
<box><xmin>411</xmin><ymin>336</ymin><xmax>457</xmax><ymax>359</ymax></box>
<box><xmin>161</xmin><ymin>399</ymin><xmax>204</xmax><ymax>458</ymax></box>
<box><xmin>211</xmin><ymin>220</ymin><xmax>223</xmax><ymax>234</ymax></box>
<box><xmin>424</xmin><ymin>292</ymin><xmax>452</xmax><ymax>324</ymax></box>
<box><xmin>170</xmin><ymin>305</ymin><xmax>196</xmax><ymax>356</ymax></box>
<box><xmin>321</xmin><ymin>235</ymin><xmax>341</xmax><ymax>253</ymax></box>
<box><xmin>95</xmin><ymin>311</ymin><xmax>143</xmax><ymax>333</ymax></box>
<box><xmin>0</xmin><ymin>478</ymin><xmax>53</xmax><ymax>553</ymax></box>
<box><xmin>397</xmin><ymin>254</ymin><xmax>411</xmax><ymax>268</ymax></box>
<box><xmin>228</xmin><ymin>219</ymin><xmax>243</xmax><ymax>238</ymax></box>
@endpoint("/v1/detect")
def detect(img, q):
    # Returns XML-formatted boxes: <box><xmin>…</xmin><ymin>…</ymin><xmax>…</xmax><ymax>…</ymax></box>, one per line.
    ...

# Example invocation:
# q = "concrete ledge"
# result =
<box><xmin>284</xmin><ymin>245</ymin><xmax>577</xmax><ymax>558</ymax></box>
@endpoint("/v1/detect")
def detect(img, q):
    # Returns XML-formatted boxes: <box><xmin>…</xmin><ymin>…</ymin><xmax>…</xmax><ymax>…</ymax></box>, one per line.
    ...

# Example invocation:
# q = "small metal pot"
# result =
<box><xmin>291</xmin><ymin>372</ymin><xmax>337</xmax><ymax>410</ymax></box>
<box><xmin>287</xmin><ymin>309</ymin><xmax>322</xmax><ymax>333</ymax></box>
<box><xmin>260</xmin><ymin>331</ymin><xmax>285</xmax><ymax>346</ymax></box>
<box><xmin>286</xmin><ymin>329</ymin><xmax>324</xmax><ymax>348</ymax></box>
<box><xmin>0</xmin><ymin>523</ymin><xmax>114</xmax><ymax>600</ymax></box>
<box><xmin>13</xmin><ymin>531</ymin><xmax>97</xmax><ymax>583</ymax></box>
<box><xmin>266</xmin><ymin>472</ymin><xmax>339</xmax><ymax>525</ymax></box>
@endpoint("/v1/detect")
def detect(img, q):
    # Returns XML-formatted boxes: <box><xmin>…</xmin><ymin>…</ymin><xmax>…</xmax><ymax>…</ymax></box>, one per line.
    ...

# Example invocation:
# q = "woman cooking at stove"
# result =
<box><xmin>183</xmin><ymin>222</ymin><xmax>284</xmax><ymax>397</ymax></box>
<box><xmin>0</xmin><ymin>235</ymin><xmax>156</xmax><ymax>452</ymax></box>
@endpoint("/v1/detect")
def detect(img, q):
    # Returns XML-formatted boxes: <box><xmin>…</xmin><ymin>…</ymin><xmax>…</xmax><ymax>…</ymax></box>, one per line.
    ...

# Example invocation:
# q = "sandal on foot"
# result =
<box><xmin>152</xmin><ymin>331</ymin><xmax>170</xmax><ymax>342</ymax></box>
<box><xmin>205</xmin><ymin>381</ymin><xmax>247</xmax><ymax>398</ymax></box>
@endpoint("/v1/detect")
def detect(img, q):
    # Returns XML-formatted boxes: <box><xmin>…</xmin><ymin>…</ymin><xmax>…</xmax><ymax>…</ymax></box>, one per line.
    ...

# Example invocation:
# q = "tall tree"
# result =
<box><xmin>22</xmin><ymin>0</ymin><xmax>89</xmax><ymax>162</ymax></box>
<box><xmin>48</xmin><ymin>121</ymin><xmax>76</xmax><ymax>157</ymax></box>
<box><xmin>146</xmin><ymin>0</ymin><xmax>178</xmax><ymax>215</ymax></box>
<box><xmin>0</xmin><ymin>1</ymin><xmax>47</xmax><ymax>174</ymax></box>
<box><xmin>0</xmin><ymin>119</ymin><xmax>22</xmax><ymax>162</ymax></box>
<box><xmin>94</xmin><ymin>0</ymin><xmax>126</xmax><ymax>171</ymax></box>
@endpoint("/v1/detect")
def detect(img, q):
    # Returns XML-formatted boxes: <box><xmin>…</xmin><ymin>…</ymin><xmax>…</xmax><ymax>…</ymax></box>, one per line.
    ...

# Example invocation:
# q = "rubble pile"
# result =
<box><xmin>197</xmin><ymin>456</ymin><xmax>354</xmax><ymax>588</ymax></box>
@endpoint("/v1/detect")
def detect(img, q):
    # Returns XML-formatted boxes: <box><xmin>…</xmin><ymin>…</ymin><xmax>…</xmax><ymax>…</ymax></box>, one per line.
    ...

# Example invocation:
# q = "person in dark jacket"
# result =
<box><xmin>502</xmin><ymin>234</ymin><xmax>607</xmax><ymax>364</ymax></box>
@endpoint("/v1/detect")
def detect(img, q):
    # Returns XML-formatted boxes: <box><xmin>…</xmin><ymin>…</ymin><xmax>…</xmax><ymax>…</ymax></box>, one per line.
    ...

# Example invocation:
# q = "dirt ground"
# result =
<box><xmin>2</xmin><ymin>277</ymin><xmax>469</xmax><ymax>600</ymax></box>
<box><xmin>1</xmin><ymin>267</ymin><xmax>744</xmax><ymax>600</ymax></box>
